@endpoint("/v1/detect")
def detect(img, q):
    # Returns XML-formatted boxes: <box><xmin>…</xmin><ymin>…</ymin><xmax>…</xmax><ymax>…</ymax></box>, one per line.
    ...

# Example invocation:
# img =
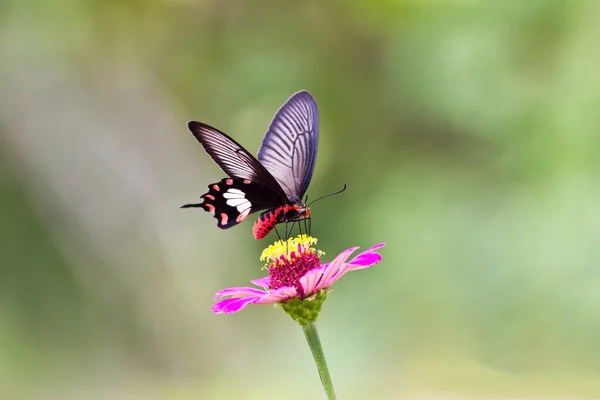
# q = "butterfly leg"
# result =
<box><xmin>284</xmin><ymin>221</ymin><xmax>289</xmax><ymax>253</ymax></box>
<box><xmin>291</xmin><ymin>220</ymin><xmax>299</xmax><ymax>239</ymax></box>
<box><xmin>274</xmin><ymin>225</ymin><xmax>283</xmax><ymax>242</ymax></box>
<box><xmin>287</xmin><ymin>220</ymin><xmax>294</xmax><ymax>241</ymax></box>
<box><xmin>298</xmin><ymin>217</ymin><xmax>309</xmax><ymax>237</ymax></box>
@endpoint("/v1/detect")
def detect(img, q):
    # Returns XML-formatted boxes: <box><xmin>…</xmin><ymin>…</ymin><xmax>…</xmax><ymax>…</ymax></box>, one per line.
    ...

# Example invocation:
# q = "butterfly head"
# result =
<box><xmin>291</xmin><ymin>203</ymin><xmax>310</xmax><ymax>220</ymax></box>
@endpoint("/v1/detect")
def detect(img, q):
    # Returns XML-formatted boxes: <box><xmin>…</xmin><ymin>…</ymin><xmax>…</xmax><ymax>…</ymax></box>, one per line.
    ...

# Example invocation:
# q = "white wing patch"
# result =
<box><xmin>226</xmin><ymin>198</ymin><xmax>247</xmax><ymax>207</ymax></box>
<box><xmin>224</xmin><ymin>188</ymin><xmax>252</xmax><ymax>213</ymax></box>
<box><xmin>223</xmin><ymin>189</ymin><xmax>245</xmax><ymax>199</ymax></box>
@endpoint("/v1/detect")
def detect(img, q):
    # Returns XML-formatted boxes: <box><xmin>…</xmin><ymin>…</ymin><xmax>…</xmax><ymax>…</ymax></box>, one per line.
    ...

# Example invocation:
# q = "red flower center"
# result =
<box><xmin>268</xmin><ymin>246</ymin><xmax>321</xmax><ymax>298</ymax></box>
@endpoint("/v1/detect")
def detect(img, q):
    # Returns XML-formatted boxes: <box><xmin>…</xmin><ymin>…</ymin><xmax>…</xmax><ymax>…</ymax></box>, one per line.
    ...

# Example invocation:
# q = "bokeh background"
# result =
<box><xmin>2</xmin><ymin>1</ymin><xmax>600</xmax><ymax>399</ymax></box>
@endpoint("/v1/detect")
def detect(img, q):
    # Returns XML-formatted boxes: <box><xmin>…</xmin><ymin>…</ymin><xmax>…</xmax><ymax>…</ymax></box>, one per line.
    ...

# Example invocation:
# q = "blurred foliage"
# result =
<box><xmin>2</xmin><ymin>0</ymin><xmax>600</xmax><ymax>398</ymax></box>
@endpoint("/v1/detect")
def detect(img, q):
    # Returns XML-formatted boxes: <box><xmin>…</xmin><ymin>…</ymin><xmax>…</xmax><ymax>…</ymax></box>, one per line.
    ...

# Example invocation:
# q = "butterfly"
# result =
<box><xmin>181</xmin><ymin>90</ymin><xmax>319</xmax><ymax>240</ymax></box>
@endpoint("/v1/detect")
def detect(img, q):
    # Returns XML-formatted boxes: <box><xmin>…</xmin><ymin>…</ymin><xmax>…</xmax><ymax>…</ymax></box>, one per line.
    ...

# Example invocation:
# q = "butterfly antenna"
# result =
<box><xmin>307</xmin><ymin>184</ymin><xmax>347</xmax><ymax>207</ymax></box>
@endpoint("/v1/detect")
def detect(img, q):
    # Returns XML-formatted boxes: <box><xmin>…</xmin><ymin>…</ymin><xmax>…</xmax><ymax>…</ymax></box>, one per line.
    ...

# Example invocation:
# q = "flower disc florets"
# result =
<box><xmin>261</xmin><ymin>235</ymin><xmax>323</xmax><ymax>297</ymax></box>
<box><xmin>260</xmin><ymin>235</ymin><xmax>321</xmax><ymax>263</ymax></box>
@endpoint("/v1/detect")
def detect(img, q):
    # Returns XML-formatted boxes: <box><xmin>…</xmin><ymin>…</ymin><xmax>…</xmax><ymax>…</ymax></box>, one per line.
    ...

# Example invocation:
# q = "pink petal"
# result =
<box><xmin>309</xmin><ymin>247</ymin><xmax>358</xmax><ymax>292</ymax></box>
<box><xmin>213</xmin><ymin>296</ymin><xmax>260</xmax><ymax>314</ymax></box>
<box><xmin>349</xmin><ymin>257</ymin><xmax>381</xmax><ymax>271</ymax></box>
<box><xmin>299</xmin><ymin>266</ymin><xmax>326</xmax><ymax>294</ymax></box>
<box><xmin>335</xmin><ymin>247</ymin><xmax>384</xmax><ymax>278</ymax></box>
<box><xmin>213</xmin><ymin>285</ymin><xmax>298</xmax><ymax>314</ymax></box>
<box><xmin>348</xmin><ymin>245</ymin><xmax>385</xmax><ymax>267</ymax></box>
<box><xmin>334</xmin><ymin>261</ymin><xmax>359</xmax><ymax>281</ymax></box>
<box><xmin>258</xmin><ymin>286</ymin><xmax>298</xmax><ymax>303</ymax></box>
<box><xmin>334</xmin><ymin>257</ymin><xmax>381</xmax><ymax>280</ymax></box>
<box><xmin>367</xmin><ymin>243</ymin><xmax>386</xmax><ymax>251</ymax></box>
<box><xmin>214</xmin><ymin>287</ymin><xmax>266</xmax><ymax>300</ymax></box>
<box><xmin>340</xmin><ymin>244</ymin><xmax>385</xmax><ymax>275</ymax></box>
<box><xmin>251</xmin><ymin>276</ymin><xmax>271</xmax><ymax>289</ymax></box>
<box><xmin>299</xmin><ymin>244</ymin><xmax>386</xmax><ymax>293</ymax></box>
<box><xmin>347</xmin><ymin>252</ymin><xmax>382</xmax><ymax>271</ymax></box>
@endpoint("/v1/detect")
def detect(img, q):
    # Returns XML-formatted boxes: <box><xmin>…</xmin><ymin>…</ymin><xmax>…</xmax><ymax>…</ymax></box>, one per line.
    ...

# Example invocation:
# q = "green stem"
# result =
<box><xmin>302</xmin><ymin>321</ymin><xmax>337</xmax><ymax>400</ymax></box>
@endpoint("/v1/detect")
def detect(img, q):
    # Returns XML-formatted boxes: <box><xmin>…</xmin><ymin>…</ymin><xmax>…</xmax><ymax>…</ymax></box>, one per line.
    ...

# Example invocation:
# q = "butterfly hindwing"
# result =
<box><xmin>181</xmin><ymin>178</ymin><xmax>282</xmax><ymax>229</ymax></box>
<box><xmin>257</xmin><ymin>90</ymin><xmax>319</xmax><ymax>203</ymax></box>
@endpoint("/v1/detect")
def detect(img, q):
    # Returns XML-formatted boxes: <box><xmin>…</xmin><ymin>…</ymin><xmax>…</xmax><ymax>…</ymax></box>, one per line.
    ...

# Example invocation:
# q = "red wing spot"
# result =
<box><xmin>220</xmin><ymin>213</ymin><xmax>229</xmax><ymax>226</ymax></box>
<box><xmin>212</xmin><ymin>185</ymin><xmax>220</xmax><ymax>191</ymax></box>
<box><xmin>226</xmin><ymin>179</ymin><xmax>233</xmax><ymax>185</ymax></box>
<box><xmin>243</xmin><ymin>179</ymin><xmax>251</xmax><ymax>184</ymax></box>
<box><xmin>236</xmin><ymin>209</ymin><xmax>251</xmax><ymax>223</ymax></box>
<box><xmin>205</xmin><ymin>204</ymin><xmax>215</xmax><ymax>213</ymax></box>
<box><xmin>204</xmin><ymin>194</ymin><xmax>215</xmax><ymax>200</ymax></box>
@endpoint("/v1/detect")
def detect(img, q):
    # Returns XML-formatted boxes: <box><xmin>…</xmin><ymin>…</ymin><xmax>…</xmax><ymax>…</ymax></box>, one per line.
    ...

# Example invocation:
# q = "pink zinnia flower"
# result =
<box><xmin>213</xmin><ymin>235</ymin><xmax>385</xmax><ymax>317</ymax></box>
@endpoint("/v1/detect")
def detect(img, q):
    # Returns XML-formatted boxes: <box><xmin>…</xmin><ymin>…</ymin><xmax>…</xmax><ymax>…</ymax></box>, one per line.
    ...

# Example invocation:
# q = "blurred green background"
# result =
<box><xmin>2</xmin><ymin>0</ymin><xmax>600</xmax><ymax>399</ymax></box>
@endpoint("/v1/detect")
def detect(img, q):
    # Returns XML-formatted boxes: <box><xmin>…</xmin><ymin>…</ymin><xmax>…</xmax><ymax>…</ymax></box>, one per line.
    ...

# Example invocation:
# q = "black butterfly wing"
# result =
<box><xmin>183</xmin><ymin>121</ymin><xmax>289</xmax><ymax>230</ymax></box>
<box><xmin>257</xmin><ymin>90</ymin><xmax>319</xmax><ymax>203</ymax></box>
<box><xmin>187</xmin><ymin>121</ymin><xmax>288</xmax><ymax>203</ymax></box>
<box><xmin>181</xmin><ymin>178</ymin><xmax>283</xmax><ymax>229</ymax></box>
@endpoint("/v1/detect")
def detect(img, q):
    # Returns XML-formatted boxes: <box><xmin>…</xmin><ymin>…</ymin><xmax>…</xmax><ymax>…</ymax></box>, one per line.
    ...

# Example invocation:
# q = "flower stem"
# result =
<box><xmin>302</xmin><ymin>321</ymin><xmax>337</xmax><ymax>400</ymax></box>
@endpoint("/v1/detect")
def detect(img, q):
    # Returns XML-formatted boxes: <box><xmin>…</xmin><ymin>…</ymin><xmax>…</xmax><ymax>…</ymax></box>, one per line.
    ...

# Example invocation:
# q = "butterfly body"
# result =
<box><xmin>253</xmin><ymin>204</ymin><xmax>310</xmax><ymax>240</ymax></box>
<box><xmin>182</xmin><ymin>90</ymin><xmax>319</xmax><ymax>240</ymax></box>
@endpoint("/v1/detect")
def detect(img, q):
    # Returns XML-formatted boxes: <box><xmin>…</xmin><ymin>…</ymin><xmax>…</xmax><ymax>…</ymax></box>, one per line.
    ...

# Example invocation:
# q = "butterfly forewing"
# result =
<box><xmin>188</xmin><ymin>121</ymin><xmax>288</xmax><ymax>202</ymax></box>
<box><xmin>257</xmin><ymin>91</ymin><xmax>319</xmax><ymax>203</ymax></box>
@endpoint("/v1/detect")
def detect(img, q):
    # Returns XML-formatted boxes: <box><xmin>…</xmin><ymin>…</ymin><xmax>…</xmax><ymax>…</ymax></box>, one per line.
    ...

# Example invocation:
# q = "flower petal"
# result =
<box><xmin>347</xmin><ymin>247</ymin><xmax>384</xmax><ymax>270</ymax></box>
<box><xmin>258</xmin><ymin>286</ymin><xmax>298</xmax><ymax>303</ymax></box>
<box><xmin>213</xmin><ymin>285</ymin><xmax>297</xmax><ymax>314</ymax></box>
<box><xmin>213</xmin><ymin>296</ymin><xmax>260</xmax><ymax>314</ymax></box>
<box><xmin>214</xmin><ymin>287</ymin><xmax>266</xmax><ymax>300</ymax></box>
<box><xmin>299</xmin><ymin>265</ymin><xmax>326</xmax><ymax>295</ymax></box>
<box><xmin>367</xmin><ymin>243</ymin><xmax>386</xmax><ymax>252</ymax></box>
<box><xmin>303</xmin><ymin>246</ymin><xmax>359</xmax><ymax>293</ymax></box>
<box><xmin>333</xmin><ymin>246</ymin><xmax>385</xmax><ymax>280</ymax></box>
<box><xmin>250</xmin><ymin>276</ymin><xmax>271</xmax><ymax>289</ymax></box>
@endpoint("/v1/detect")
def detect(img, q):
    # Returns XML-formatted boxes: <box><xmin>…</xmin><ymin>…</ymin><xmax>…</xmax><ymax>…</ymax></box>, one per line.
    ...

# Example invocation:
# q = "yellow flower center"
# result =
<box><xmin>260</xmin><ymin>234</ymin><xmax>324</xmax><ymax>296</ymax></box>
<box><xmin>260</xmin><ymin>234</ymin><xmax>322</xmax><ymax>265</ymax></box>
